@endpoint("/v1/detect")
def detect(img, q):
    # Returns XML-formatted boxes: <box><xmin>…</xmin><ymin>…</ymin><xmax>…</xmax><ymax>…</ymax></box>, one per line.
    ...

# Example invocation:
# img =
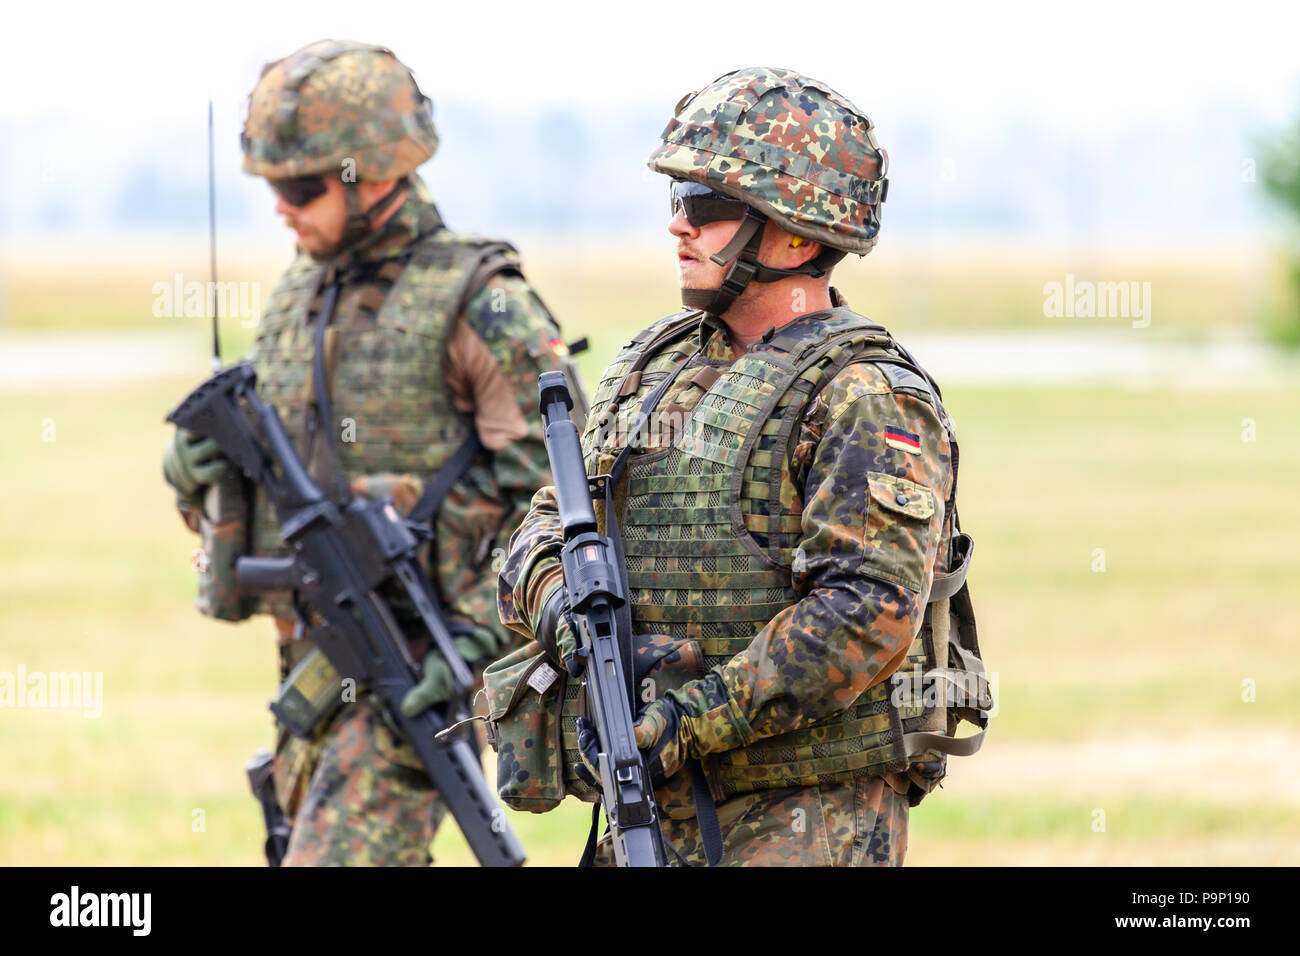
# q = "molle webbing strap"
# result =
<box><xmin>609</xmin><ymin>345</ymin><xmax>701</xmax><ymax>486</ymax></box>
<box><xmin>600</xmin><ymin>315</ymin><xmax>703</xmax><ymax>430</ymax></box>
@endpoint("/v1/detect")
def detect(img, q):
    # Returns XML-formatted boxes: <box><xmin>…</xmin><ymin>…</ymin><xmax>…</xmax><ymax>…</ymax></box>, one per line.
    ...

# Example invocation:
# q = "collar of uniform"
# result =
<box><xmin>331</xmin><ymin>187</ymin><xmax>443</xmax><ymax>272</ymax></box>
<box><xmin>695</xmin><ymin>312</ymin><xmax>734</xmax><ymax>360</ymax></box>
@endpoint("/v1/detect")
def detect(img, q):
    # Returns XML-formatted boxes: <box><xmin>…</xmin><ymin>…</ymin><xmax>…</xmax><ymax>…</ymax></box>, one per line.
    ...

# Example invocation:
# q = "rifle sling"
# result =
<box><xmin>408</xmin><ymin>432</ymin><xmax>485</xmax><ymax>526</ymax></box>
<box><xmin>579</xmin><ymin>802</ymin><xmax>601</xmax><ymax>867</ymax></box>
<box><xmin>309</xmin><ymin>280</ymin><xmax>348</xmax><ymax>503</ymax></box>
<box><xmin>690</xmin><ymin>761</ymin><xmax>724</xmax><ymax>866</ymax></box>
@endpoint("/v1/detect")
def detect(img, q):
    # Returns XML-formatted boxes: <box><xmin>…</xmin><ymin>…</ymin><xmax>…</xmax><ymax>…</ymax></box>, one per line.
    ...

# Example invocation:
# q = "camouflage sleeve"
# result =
<box><xmin>436</xmin><ymin>273</ymin><xmax>579</xmax><ymax>660</ymax></box>
<box><xmin>666</xmin><ymin>363</ymin><xmax>953</xmax><ymax>757</ymax></box>
<box><xmin>495</xmin><ymin>484</ymin><xmax>565</xmax><ymax>641</ymax></box>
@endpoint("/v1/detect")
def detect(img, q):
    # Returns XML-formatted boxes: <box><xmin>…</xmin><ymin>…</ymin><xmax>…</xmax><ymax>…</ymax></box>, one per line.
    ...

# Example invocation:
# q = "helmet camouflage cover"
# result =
<box><xmin>241</xmin><ymin>39</ymin><xmax>438</xmax><ymax>181</ymax></box>
<box><xmin>648</xmin><ymin>67</ymin><xmax>889</xmax><ymax>255</ymax></box>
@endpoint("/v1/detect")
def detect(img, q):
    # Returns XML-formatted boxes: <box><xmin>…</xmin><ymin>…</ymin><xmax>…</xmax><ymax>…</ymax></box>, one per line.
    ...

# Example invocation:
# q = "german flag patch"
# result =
<box><xmin>884</xmin><ymin>425</ymin><xmax>921</xmax><ymax>454</ymax></box>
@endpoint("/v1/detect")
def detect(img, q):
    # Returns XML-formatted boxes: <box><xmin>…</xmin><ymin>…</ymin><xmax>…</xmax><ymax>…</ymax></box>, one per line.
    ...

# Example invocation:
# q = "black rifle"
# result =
<box><xmin>537</xmin><ymin>370</ymin><xmax>666</xmax><ymax>867</ymax></box>
<box><xmin>245</xmin><ymin>748</ymin><xmax>291</xmax><ymax>866</ymax></box>
<box><xmin>167</xmin><ymin>363</ymin><xmax>526</xmax><ymax>867</ymax></box>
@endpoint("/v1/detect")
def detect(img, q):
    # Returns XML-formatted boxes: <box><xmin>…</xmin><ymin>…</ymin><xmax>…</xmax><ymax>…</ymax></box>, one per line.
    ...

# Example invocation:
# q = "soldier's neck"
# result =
<box><xmin>720</xmin><ymin>280</ymin><xmax>834</xmax><ymax>358</ymax></box>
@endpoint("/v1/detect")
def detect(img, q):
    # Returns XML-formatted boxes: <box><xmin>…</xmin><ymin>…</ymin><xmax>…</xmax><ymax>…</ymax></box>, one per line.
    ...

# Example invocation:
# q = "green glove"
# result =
<box><xmin>400</xmin><ymin>634</ymin><xmax>486</xmax><ymax>718</ymax></box>
<box><xmin>162</xmin><ymin>427</ymin><xmax>230</xmax><ymax>499</ymax></box>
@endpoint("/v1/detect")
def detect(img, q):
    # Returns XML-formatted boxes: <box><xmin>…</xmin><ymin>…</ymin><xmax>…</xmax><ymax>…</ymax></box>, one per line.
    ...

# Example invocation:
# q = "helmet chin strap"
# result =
<box><xmin>310</xmin><ymin>178</ymin><xmax>410</xmax><ymax>261</ymax></box>
<box><xmin>679</xmin><ymin>206</ymin><xmax>847</xmax><ymax>316</ymax></box>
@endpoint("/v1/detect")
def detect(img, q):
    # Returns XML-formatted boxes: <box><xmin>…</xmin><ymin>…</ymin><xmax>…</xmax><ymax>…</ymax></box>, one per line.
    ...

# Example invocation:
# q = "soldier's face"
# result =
<box><xmin>273</xmin><ymin>175</ymin><xmax>347</xmax><ymax>256</ymax></box>
<box><xmin>671</xmin><ymin>206</ymin><xmax>740</xmax><ymax>291</ymax></box>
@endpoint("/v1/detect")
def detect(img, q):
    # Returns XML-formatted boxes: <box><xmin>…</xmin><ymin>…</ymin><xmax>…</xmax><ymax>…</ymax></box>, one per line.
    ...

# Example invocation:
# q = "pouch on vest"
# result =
<box><xmin>484</xmin><ymin>633</ymin><xmax>704</xmax><ymax>813</ymax></box>
<box><xmin>271</xmin><ymin>645</ymin><xmax>346</xmax><ymax>740</ymax></box>
<box><xmin>483</xmin><ymin>641</ymin><xmax>570</xmax><ymax>812</ymax></box>
<box><xmin>194</xmin><ymin>469</ymin><xmax>255</xmax><ymax>622</ymax></box>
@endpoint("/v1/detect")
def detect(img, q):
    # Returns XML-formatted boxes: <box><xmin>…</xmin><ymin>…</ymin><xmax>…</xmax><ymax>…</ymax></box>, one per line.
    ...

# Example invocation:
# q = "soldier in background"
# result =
<box><xmin>162</xmin><ymin>39</ymin><xmax>585</xmax><ymax>865</ymax></box>
<box><xmin>497</xmin><ymin>67</ymin><xmax>988</xmax><ymax>866</ymax></box>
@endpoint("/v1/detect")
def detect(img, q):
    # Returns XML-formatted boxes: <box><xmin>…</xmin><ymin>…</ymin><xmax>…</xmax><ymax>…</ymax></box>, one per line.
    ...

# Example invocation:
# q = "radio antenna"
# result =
<box><xmin>208</xmin><ymin>97</ymin><xmax>221</xmax><ymax>371</ymax></box>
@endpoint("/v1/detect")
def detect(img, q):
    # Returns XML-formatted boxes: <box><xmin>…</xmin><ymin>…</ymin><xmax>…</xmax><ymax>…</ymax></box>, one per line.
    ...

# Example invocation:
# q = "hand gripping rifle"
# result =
<box><xmin>538</xmin><ymin>370</ymin><xmax>666</xmax><ymax>867</ymax></box>
<box><xmin>168</xmin><ymin>363</ymin><xmax>526</xmax><ymax>867</ymax></box>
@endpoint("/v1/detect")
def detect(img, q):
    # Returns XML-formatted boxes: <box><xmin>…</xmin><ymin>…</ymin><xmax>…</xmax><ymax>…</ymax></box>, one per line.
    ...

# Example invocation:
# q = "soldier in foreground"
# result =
<box><xmin>494</xmin><ymin>67</ymin><xmax>989</xmax><ymax>866</ymax></box>
<box><xmin>162</xmin><ymin>40</ymin><xmax>583</xmax><ymax>865</ymax></box>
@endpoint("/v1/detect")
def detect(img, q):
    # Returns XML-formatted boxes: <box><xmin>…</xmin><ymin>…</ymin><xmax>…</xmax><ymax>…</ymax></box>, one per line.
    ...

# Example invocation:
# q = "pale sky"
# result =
<box><xmin>4</xmin><ymin>0</ymin><xmax>1297</xmax><ymax>249</ymax></box>
<box><xmin>6</xmin><ymin>0</ymin><xmax>1297</xmax><ymax>127</ymax></box>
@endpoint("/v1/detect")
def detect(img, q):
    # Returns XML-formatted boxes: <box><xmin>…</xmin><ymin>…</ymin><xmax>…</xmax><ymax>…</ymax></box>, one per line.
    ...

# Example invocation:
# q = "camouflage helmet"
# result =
<box><xmin>648</xmin><ymin>67</ymin><xmax>888</xmax><ymax>256</ymax></box>
<box><xmin>241</xmin><ymin>39</ymin><xmax>438</xmax><ymax>181</ymax></box>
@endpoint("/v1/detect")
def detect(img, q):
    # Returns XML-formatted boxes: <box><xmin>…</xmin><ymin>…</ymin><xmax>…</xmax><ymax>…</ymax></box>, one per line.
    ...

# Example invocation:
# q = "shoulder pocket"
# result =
<box><xmin>867</xmin><ymin>472</ymin><xmax>935</xmax><ymax>520</ymax></box>
<box><xmin>863</xmin><ymin>472</ymin><xmax>940</xmax><ymax>593</ymax></box>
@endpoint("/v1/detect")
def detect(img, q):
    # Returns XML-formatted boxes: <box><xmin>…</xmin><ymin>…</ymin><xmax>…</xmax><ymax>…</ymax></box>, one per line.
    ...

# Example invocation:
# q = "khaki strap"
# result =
<box><xmin>928</xmin><ymin>533</ymin><xmax>974</xmax><ymax>603</ymax></box>
<box><xmin>903</xmin><ymin>725</ymin><xmax>986</xmax><ymax>758</ymax></box>
<box><xmin>618</xmin><ymin>370</ymin><xmax>643</xmax><ymax>398</ymax></box>
<box><xmin>688</xmin><ymin>365</ymin><xmax>721</xmax><ymax>391</ymax></box>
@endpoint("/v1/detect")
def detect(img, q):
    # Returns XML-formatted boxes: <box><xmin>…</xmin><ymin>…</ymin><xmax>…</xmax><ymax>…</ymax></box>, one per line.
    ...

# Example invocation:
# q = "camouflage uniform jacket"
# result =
<box><xmin>499</xmin><ymin>302</ymin><xmax>955</xmax><ymax>798</ymax></box>
<box><xmin>194</xmin><ymin>184</ymin><xmax>578</xmax><ymax>666</ymax></box>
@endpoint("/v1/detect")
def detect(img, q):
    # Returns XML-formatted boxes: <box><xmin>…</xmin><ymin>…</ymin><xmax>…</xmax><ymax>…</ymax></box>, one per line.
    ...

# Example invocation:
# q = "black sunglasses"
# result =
<box><xmin>269</xmin><ymin>174</ymin><xmax>329</xmax><ymax>208</ymax></box>
<box><xmin>670</xmin><ymin>180</ymin><xmax>747</xmax><ymax>227</ymax></box>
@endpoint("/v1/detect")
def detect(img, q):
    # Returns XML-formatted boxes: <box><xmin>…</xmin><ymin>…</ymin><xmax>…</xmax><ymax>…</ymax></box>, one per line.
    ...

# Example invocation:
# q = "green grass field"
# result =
<box><xmin>2</xmin><ymin>256</ymin><xmax>1298</xmax><ymax>866</ymax></box>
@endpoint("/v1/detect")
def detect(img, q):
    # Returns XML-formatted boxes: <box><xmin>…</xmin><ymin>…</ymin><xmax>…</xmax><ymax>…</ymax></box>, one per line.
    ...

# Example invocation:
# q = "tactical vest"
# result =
<box><xmin>246</xmin><ymin>230</ymin><xmax>521</xmax><ymax>619</ymax></box>
<box><xmin>583</xmin><ymin>307</ymin><xmax>990</xmax><ymax>804</ymax></box>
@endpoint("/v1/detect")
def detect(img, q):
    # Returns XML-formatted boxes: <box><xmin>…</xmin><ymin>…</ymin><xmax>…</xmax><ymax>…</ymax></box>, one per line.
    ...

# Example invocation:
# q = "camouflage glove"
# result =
<box><xmin>534</xmin><ymin>585</ymin><xmax>584</xmax><ymax>678</ymax></box>
<box><xmin>162</xmin><ymin>427</ymin><xmax>230</xmax><ymax>500</ymax></box>
<box><xmin>632</xmin><ymin>695</ymin><xmax>690</xmax><ymax>785</ymax></box>
<box><xmin>573</xmin><ymin>698</ymin><xmax>688</xmax><ymax>791</ymax></box>
<box><xmin>400</xmin><ymin>633</ymin><xmax>485</xmax><ymax>718</ymax></box>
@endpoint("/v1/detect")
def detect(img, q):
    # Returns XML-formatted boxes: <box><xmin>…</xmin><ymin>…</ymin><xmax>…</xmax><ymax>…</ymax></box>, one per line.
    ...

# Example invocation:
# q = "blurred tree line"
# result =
<box><xmin>1262</xmin><ymin>115</ymin><xmax>1300</xmax><ymax>347</ymax></box>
